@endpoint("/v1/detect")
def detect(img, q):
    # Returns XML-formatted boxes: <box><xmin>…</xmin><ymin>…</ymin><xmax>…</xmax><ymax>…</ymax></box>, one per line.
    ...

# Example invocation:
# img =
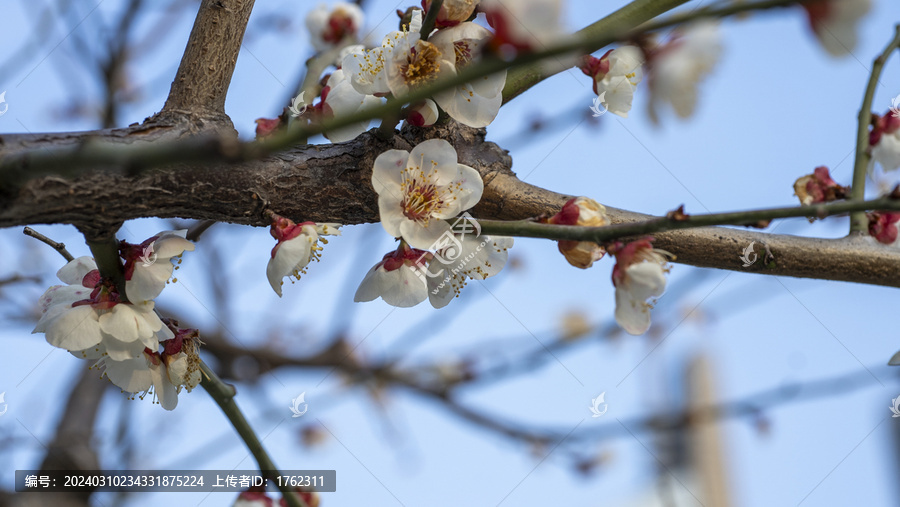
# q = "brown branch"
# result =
<box><xmin>3</xmin><ymin>122</ymin><xmax>900</xmax><ymax>287</ymax></box>
<box><xmin>157</xmin><ymin>0</ymin><xmax>256</xmax><ymax>123</ymax></box>
<box><xmin>23</xmin><ymin>227</ymin><xmax>74</xmax><ymax>261</ymax></box>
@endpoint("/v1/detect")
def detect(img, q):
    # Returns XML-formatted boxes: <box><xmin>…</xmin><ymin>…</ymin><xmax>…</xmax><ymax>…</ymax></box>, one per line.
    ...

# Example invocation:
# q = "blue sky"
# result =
<box><xmin>1</xmin><ymin>0</ymin><xmax>900</xmax><ymax>506</ymax></box>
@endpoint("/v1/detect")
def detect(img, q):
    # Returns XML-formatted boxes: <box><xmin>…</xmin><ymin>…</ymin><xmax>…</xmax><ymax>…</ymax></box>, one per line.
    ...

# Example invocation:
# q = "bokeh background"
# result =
<box><xmin>1</xmin><ymin>0</ymin><xmax>900</xmax><ymax>505</ymax></box>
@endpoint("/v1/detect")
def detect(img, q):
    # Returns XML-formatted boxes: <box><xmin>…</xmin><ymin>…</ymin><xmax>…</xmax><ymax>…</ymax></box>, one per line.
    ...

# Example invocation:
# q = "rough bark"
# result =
<box><xmin>2</xmin><ymin>122</ymin><xmax>900</xmax><ymax>287</ymax></box>
<box><xmin>157</xmin><ymin>0</ymin><xmax>256</xmax><ymax>124</ymax></box>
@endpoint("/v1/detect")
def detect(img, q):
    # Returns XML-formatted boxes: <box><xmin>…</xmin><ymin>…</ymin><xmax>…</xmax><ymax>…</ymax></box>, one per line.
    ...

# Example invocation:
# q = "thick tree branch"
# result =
<box><xmin>3</xmin><ymin>123</ymin><xmax>900</xmax><ymax>287</ymax></box>
<box><xmin>157</xmin><ymin>0</ymin><xmax>256</xmax><ymax>123</ymax></box>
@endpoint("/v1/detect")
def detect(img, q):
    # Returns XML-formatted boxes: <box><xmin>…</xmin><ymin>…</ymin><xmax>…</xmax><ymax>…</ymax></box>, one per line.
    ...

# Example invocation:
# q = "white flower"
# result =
<box><xmin>91</xmin><ymin>325</ymin><xmax>202</xmax><ymax>411</ymax></box>
<box><xmin>611</xmin><ymin>240</ymin><xmax>671</xmax><ymax>335</ymax></box>
<box><xmin>342</xmin><ymin>12</ymin><xmax>422</xmax><ymax>96</ymax></box>
<box><xmin>305</xmin><ymin>2</ymin><xmax>365</xmax><ymax>52</ymax></box>
<box><xmin>121</xmin><ymin>230</ymin><xmax>194</xmax><ymax>302</ymax></box>
<box><xmin>354</xmin><ymin>243</ymin><xmax>430</xmax><ymax>307</ymax></box>
<box><xmin>481</xmin><ymin>0</ymin><xmax>563</xmax><ymax>52</ymax></box>
<box><xmin>429</xmin><ymin>22</ymin><xmax>507</xmax><ymax>127</ymax></box>
<box><xmin>372</xmin><ymin>139</ymin><xmax>483</xmax><ymax>249</ymax></box>
<box><xmin>872</xmin><ymin>130</ymin><xmax>900</xmax><ymax>173</ymax></box>
<box><xmin>386</xmin><ymin>33</ymin><xmax>455</xmax><ymax>98</ymax></box>
<box><xmin>648</xmin><ymin>22</ymin><xmax>721</xmax><ymax>121</ymax></box>
<box><xmin>585</xmin><ymin>46</ymin><xmax>644</xmax><ymax>118</ymax></box>
<box><xmin>33</xmin><ymin>256</ymin><xmax>173</xmax><ymax>357</ymax></box>
<box><xmin>321</xmin><ymin>69</ymin><xmax>383</xmax><ymax>142</ymax></box>
<box><xmin>426</xmin><ymin>232</ymin><xmax>513</xmax><ymax>308</ymax></box>
<box><xmin>266</xmin><ymin>215</ymin><xmax>341</xmax><ymax>296</ymax></box>
<box><xmin>803</xmin><ymin>0</ymin><xmax>871</xmax><ymax>57</ymax></box>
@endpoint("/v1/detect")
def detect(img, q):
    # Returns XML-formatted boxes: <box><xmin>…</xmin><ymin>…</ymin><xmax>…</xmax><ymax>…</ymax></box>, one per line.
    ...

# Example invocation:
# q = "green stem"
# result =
<box><xmin>24</xmin><ymin>227</ymin><xmax>74</xmax><ymax>261</ymax></box>
<box><xmin>474</xmin><ymin>196</ymin><xmax>900</xmax><ymax>243</ymax></box>
<box><xmin>420</xmin><ymin>0</ymin><xmax>443</xmax><ymax>41</ymax></box>
<box><xmin>849</xmin><ymin>24</ymin><xmax>900</xmax><ymax>234</ymax></box>
<box><xmin>200</xmin><ymin>361</ymin><xmax>308</xmax><ymax>507</ymax></box>
<box><xmin>85</xmin><ymin>233</ymin><xmax>128</xmax><ymax>303</ymax></box>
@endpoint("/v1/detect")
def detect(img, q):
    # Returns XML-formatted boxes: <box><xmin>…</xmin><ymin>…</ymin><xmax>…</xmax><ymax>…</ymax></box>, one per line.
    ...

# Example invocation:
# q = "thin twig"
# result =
<box><xmin>199</xmin><ymin>361</ymin><xmax>309</xmax><ymax>507</ymax></box>
<box><xmin>23</xmin><ymin>227</ymin><xmax>75</xmax><ymax>261</ymax></box>
<box><xmin>186</xmin><ymin>220</ymin><xmax>216</xmax><ymax>242</ymax></box>
<box><xmin>474</xmin><ymin>196</ymin><xmax>900</xmax><ymax>244</ymax></box>
<box><xmin>849</xmin><ymin>24</ymin><xmax>900</xmax><ymax>233</ymax></box>
<box><xmin>419</xmin><ymin>0</ymin><xmax>443</xmax><ymax>40</ymax></box>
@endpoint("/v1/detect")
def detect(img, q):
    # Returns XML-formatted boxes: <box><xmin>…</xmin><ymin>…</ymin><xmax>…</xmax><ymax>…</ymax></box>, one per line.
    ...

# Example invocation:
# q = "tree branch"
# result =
<box><xmin>4</xmin><ymin>123</ymin><xmax>900</xmax><ymax>287</ymax></box>
<box><xmin>157</xmin><ymin>0</ymin><xmax>256</xmax><ymax>123</ymax></box>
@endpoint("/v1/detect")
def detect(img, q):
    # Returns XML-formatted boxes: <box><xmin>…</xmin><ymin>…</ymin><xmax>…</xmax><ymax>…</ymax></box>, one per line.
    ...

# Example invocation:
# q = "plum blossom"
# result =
<box><xmin>318</xmin><ymin>69</ymin><xmax>383</xmax><ymax>142</ymax></box>
<box><xmin>119</xmin><ymin>229</ymin><xmax>194</xmax><ymax>302</ymax></box>
<box><xmin>429</xmin><ymin>22</ymin><xmax>507</xmax><ymax>127</ymax></box>
<box><xmin>609</xmin><ymin>239</ymin><xmax>671</xmax><ymax>335</ymax></box>
<box><xmin>266</xmin><ymin>213</ymin><xmax>341</xmax><ymax>296</ymax></box>
<box><xmin>546</xmin><ymin>197</ymin><xmax>610</xmax><ymax>269</ymax></box>
<box><xmin>481</xmin><ymin>0</ymin><xmax>563</xmax><ymax>53</ymax></box>
<box><xmin>581</xmin><ymin>46</ymin><xmax>644</xmax><ymax>118</ymax></box>
<box><xmin>386</xmin><ymin>29</ymin><xmax>455</xmax><ymax>99</ymax></box>
<box><xmin>305</xmin><ymin>2</ymin><xmax>365</xmax><ymax>52</ymax></box>
<box><xmin>372</xmin><ymin>139</ymin><xmax>483</xmax><ymax>249</ymax></box>
<box><xmin>793</xmin><ymin>166</ymin><xmax>849</xmax><ymax>206</ymax></box>
<box><xmin>92</xmin><ymin>324</ymin><xmax>202</xmax><ymax>411</ymax></box>
<box><xmin>870</xmin><ymin>112</ymin><xmax>900</xmax><ymax>173</ymax></box>
<box><xmin>802</xmin><ymin>0</ymin><xmax>871</xmax><ymax>57</ymax></box>
<box><xmin>648</xmin><ymin>22</ymin><xmax>721</xmax><ymax>122</ymax></box>
<box><xmin>354</xmin><ymin>242</ymin><xmax>430</xmax><ymax>307</ymax></box>
<box><xmin>342</xmin><ymin>12</ymin><xmax>422</xmax><ymax>96</ymax></box>
<box><xmin>33</xmin><ymin>256</ymin><xmax>173</xmax><ymax>358</ymax></box>
<box><xmin>425</xmin><ymin>231</ymin><xmax>513</xmax><ymax>308</ymax></box>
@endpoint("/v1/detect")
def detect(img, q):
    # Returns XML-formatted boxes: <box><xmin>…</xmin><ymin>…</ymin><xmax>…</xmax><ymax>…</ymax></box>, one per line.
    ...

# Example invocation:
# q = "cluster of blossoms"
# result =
<box><xmin>32</xmin><ymin>231</ymin><xmax>199</xmax><ymax>410</ymax></box>
<box><xmin>544</xmin><ymin>198</ymin><xmax>672</xmax><ymax>335</ymax></box>
<box><xmin>258</xmin><ymin>0</ymin><xmax>573</xmax><ymax>141</ymax></box>
<box><xmin>354</xmin><ymin>138</ymin><xmax>513</xmax><ymax>308</ymax></box>
<box><xmin>579</xmin><ymin>22</ymin><xmax>722</xmax><ymax>122</ymax></box>
<box><xmin>339</xmin><ymin>5</ymin><xmax>507</xmax><ymax>130</ymax></box>
<box><xmin>233</xmin><ymin>486</ymin><xmax>319</xmax><ymax>507</ymax></box>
